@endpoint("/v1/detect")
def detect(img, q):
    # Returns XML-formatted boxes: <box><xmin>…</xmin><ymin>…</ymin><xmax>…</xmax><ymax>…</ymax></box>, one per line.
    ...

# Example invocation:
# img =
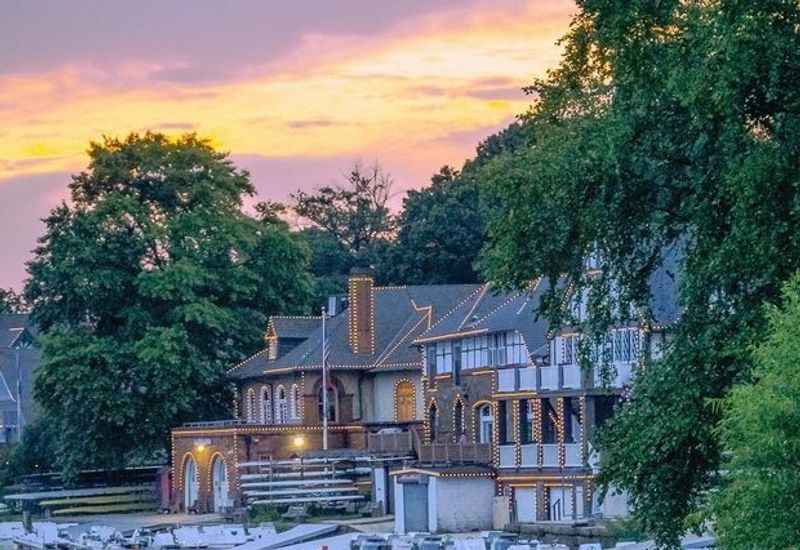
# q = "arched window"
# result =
<box><xmin>395</xmin><ymin>380</ymin><xmax>416</xmax><ymax>422</ymax></box>
<box><xmin>290</xmin><ymin>384</ymin><xmax>301</xmax><ymax>420</ymax></box>
<box><xmin>454</xmin><ymin>399</ymin><xmax>464</xmax><ymax>440</ymax></box>
<box><xmin>275</xmin><ymin>385</ymin><xmax>288</xmax><ymax>424</ymax></box>
<box><xmin>318</xmin><ymin>385</ymin><xmax>337</xmax><ymax>423</ymax></box>
<box><xmin>261</xmin><ymin>385</ymin><xmax>273</xmax><ymax>424</ymax></box>
<box><xmin>246</xmin><ymin>388</ymin><xmax>257</xmax><ymax>422</ymax></box>
<box><xmin>478</xmin><ymin>404</ymin><xmax>493</xmax><ymax>444</ymax></box>
<box><xmin>428</xmin><ymin>402</ymin><xmax>438</xmax><ymax>442</ymax></box>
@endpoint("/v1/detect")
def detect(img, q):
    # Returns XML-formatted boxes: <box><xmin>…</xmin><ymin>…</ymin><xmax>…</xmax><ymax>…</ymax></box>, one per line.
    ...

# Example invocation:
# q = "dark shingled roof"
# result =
<box><xmin>413</xmin><ymin>280</ymin><xmax>552</xmax><ymax>360</ymax></box>
<box><xmin>269</xmin><ymin>316</ymin><xmax>322</xmax><ymax>340</ymax></box>
<box><xmin>228</xmin><ymin>284</ymin><xmax>480</xmax><ymax>380</ymax></box>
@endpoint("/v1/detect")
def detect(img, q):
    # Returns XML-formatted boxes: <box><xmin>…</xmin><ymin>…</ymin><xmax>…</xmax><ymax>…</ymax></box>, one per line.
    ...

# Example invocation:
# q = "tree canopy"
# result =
<box><xmin>25</xmin><ymin>133</ymin><xmax>312</xmax><ymax>476</ymax></box>
<box><xmin>0</xmin><ymin>288</ymin><xmax>26</xmax><ymax>314</ymax></box>
<box><xmin>478</xmin><ymin>0</ymin><xmax>800</xmax><ymax>545</ymax></box>
<box><xmin>711</xmin><ymin>275</ymin><xmax>800</xmax><ymax>549</ymax></box>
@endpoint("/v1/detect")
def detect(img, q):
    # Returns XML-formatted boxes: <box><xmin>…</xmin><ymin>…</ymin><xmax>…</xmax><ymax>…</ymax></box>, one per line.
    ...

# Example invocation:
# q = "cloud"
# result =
<box><xmin>286</xmin><ymin>119</ymin><xmax>340</xmax><ymax>129</ymax></box>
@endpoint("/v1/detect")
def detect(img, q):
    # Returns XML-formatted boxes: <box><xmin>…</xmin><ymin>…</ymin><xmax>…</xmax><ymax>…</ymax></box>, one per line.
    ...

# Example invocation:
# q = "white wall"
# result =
<box><xmin>435</xmin><ymin>478</ymin><xmax>495</xmax><ymax>533</ymax></box>
<box><xmin>394</xmin><ymin>478</ymin><xmax>405</xmax><ymax>534</ymax></box>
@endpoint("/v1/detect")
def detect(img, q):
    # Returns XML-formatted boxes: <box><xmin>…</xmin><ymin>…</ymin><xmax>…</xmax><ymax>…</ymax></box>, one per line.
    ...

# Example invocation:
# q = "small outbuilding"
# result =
<box><xmin>392</xmin><ymin>466</ymin><xmax>495</xmax><ymax>534</ymax></box>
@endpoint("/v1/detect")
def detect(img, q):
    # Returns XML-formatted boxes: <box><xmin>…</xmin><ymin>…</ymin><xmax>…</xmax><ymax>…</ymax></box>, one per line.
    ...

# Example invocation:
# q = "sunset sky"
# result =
<box><xmin>0</xmin><ymin>0</ymin><xmax>575</xmax><ymax>290</ymax></box>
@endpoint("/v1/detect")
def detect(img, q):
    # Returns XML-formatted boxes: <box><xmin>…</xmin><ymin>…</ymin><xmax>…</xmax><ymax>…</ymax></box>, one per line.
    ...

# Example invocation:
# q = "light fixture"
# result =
<box><xmin>293</xmin><ymin>435</ymin><xmax>306</xmax><ymax>449</ymax></box>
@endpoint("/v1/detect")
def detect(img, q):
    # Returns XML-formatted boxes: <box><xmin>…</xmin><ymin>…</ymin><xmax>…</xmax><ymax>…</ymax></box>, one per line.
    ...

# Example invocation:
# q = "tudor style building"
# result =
<box><xmin>170</xmin><ymin>268</ymin><xmax>481</xmax><ymax>512</ymax></box>
<box><xmin>172</xmin><ymin>254</ymin><xmax>678</xmax><ymax>525</ymax></box>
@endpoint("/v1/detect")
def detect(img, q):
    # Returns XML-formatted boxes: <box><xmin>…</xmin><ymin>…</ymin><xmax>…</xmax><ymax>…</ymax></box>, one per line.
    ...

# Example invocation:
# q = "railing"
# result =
<box><xmin>542</xmin><ymin>444</ymin><xmax>559</xmax><ymax>467</ymax></box>
<box><xmin>519</xmin><ymin>367</ymin><xmax>537</xmax><ymax>390</ymax></box>
<box><xmin>180</xmin><ymin>419</ymin><xmax>247</xmax><ymax>428</ymax></box>
<box><xmin>540</xmin><ymin>367</ymin><xmax>559</xmax><ymax>390</ymax></box>
<box><xmin>367</xmin><ymin>431</ymin><xmax>413</xmax><ymax>454</ymax></box>
<box><xmin>494</xmin><ymin>362</ymin><xmax>637</xmax><ymax>392</ymax></box>
<box><xmin>564</xmin><ymin>443</ymin><xmax>582</xmax><ymax>467</ymax></box>
<box><xmin>593</xmin><ymin>361</ymin><xmax>634</xmax><ymax>388</ymax></box>
<box><xmin>562</xmin><ymin>365</ymin><xmax>582</xmax><ymax>389</ymax></box>
<box><xmin>520</xmin><ymin>443</ymin><xmax>538</xmax><ymax>467</ymax></box>
<box><xmin>497</xmin><ymin>369</ymin><xmax>517</xmax><ymax>392</ymax></box>
<box><xmin>499</xmin><ymin>445</ymin><xmax>516</xmax><ymax>468</ymax></box>
<box><xmin>417</xmin><ymin>442</ymin><xmax>491</xmax><ymax>466</ymax></box>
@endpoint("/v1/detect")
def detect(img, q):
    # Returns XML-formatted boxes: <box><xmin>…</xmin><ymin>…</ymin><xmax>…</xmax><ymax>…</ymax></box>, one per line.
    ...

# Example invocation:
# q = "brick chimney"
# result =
<box><xmin>348</xmin><ymin>267</ymin><xmax>375</xmax><ymax>354</ymax></box>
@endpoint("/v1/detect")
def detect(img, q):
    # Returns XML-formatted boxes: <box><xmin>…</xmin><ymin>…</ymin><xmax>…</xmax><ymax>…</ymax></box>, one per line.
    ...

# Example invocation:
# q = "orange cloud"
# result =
<box><xmin>0</xmin><ymin>1</ymin><xmax>574</xmax><ymax>184</ymax></box>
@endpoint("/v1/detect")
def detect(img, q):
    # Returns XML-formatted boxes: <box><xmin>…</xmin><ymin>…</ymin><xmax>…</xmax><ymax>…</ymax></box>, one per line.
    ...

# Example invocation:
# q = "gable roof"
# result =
<box><xmin>412</xmin><ymin>280</ymin><xmax>552</xmax><ymax>360</ymax></box>
<box><xmin>228</xmin><ymin>284</ymin><xmax>480</xmax><ymax>380</ymax></box>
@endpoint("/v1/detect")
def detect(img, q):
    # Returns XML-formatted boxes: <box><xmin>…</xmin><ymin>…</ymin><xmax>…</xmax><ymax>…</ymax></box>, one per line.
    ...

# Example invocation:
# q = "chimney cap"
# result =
<box><xmin>349</xmin><ymin>266</ymin><xmax>375</xmax><ymax>277</ymax></box>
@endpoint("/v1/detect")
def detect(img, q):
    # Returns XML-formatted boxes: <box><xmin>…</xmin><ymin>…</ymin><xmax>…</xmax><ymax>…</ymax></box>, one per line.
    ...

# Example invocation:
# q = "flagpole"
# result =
<box><xmin>321</xmin><ymin>306</ymin><xmax>328</xmax><ymax>450</ymax></box>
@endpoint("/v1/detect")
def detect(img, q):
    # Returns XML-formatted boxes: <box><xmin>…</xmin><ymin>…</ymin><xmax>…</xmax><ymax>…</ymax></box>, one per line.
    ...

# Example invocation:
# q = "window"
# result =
<box><xmin>435</xmin><ymin>341</ymin><xmax>453</xmax><ymax>374</ymax></box>
<box><xmin>425</xmin><ymin>345</ymin><xmax>436</xmax><ymax>377</ymax></box>
<box><xmin>428</xmin><ymin>402</ymin><xmax>438</xmax><ymax>442</ymax></box>
<box><xmin>558</xmin><ymin>335</ymin><xmax>579</xmax><ymax>366</ymax></box>
<box><xmin>462</xmin><ymin>335</ymin><xmax>490</xmax><ymax>370</ymax></box>
<box><xmin>453</xmin><ymin>341</ymin><xmax>462</xmax><ymax>385</ymax></box>
<box><xmin>478</xmin><ymin>405</ymin><xmax>493</xmax><ymax>444</ymax></box>
<box><xmin>506</xmin><ymin>331</ymin><xmax>528</xmax><ymax>365</ymax></box>
<box><xmin>454</xmin><ymin>400</ymin><xmax>464</xmax><ymax>439</ymax></box>
<box><xmin>275</xmin><ymin>386</ymin><xmax>288</xmax><ymax>424</ymax></box>
<box><xmin>611</xmin><ymin>328</ymin><xmax>640</xmax><ymax>363</ymax></box>
<box><xmin>289</xmin><ymin>384</ymin><xmax>301</xmax><ymax>420</ymax></box>
<box><xmin>246</xmin><ymin>388</ymin><xmax>257</xmax><ymax>422</ymax></box>
<box><xmin>261</xmin><ymin>385</ymin><xmax>273</xmax><ymax>424</ymax></box>
<box><xmin>318</xmin><ymin>385</ymin><xmax>337</xmax><ymax>423</ymax></box>
<box><xmin>564</xmin><ymin>397</ymin><xmax>581</xmax><ymax>444</ymax></box>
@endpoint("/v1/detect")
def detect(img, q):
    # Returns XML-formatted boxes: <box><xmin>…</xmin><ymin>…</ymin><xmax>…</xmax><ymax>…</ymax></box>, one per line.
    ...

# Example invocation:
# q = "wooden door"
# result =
<box><xmin>396</xmin><ymin>381</ymin><xmax>416</xmax><ymax>422</ymax></box>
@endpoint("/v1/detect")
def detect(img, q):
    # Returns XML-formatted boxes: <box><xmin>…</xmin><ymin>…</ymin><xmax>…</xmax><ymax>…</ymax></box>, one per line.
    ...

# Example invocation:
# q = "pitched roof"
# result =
<box><xmin>269</xmin><ymin>316</ymin><xmax>322</xmax><ymax>340</ymax></box>
<box><xmin>413</xmin><ymin>280</ymin><xmax>552</xmax><ymax>360</ymax></box>
<box><xmin>228</xmin><ymin>284</ymin><xmax>480</xmax><ymax>380</ymax></box>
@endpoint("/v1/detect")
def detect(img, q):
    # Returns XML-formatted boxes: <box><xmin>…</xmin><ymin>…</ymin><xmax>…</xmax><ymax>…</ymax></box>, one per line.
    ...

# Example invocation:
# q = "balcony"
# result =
<box><xmin>417</xmin><ymin>442</ymin><xmax>491</xmax><ymax>465</ymax></box>
<box><xmin>542</xmin><ymin>444</ymin><xmax>559</xmax><ymax>467</ymax></box>
<box><xmin>593</xmin><ymin>361</ymin><xmax>634</xmax><ymax>388</ymax></box>
<box><xmin>520</xmin><ymin>443</ymin><xmax>538</xmax><ymax>467</ymax></box>
<box><xmin>367</xmin><ymin>431</ymin><xmax>414</xmax><ymax>454</ymax></box>
<box><xmin>499</xmin><ymin>444</ymin><xmax>517</xmax><ymax>468</ymax></box>
<box><xmin>564</xmin><ymin>443</ymin><xmax>582</xmax><ymax>467</ymax></box>
<box><xmin>496</xmin><ymin>362</ymin><xmax>636</xmax><ymax>392</ymax></box>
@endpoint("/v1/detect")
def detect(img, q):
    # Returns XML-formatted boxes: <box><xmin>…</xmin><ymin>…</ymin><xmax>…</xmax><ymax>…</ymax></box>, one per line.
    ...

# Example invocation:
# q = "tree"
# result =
<box><xmin>0</xmin><ymin>288</ymin><xmax>26</xmax><ymax>314</ymax></box>
<box><xmin>25</xmin><ymin>133</ymin><xmax>312</xmax><ymax>477</ymax></box>
<box><xmin>479</xmin><ymin>1</ymin><xmax>800</xmax><ymax>545</ymax></box>
<box><xmin>292</xmin><ymin>163</ymin><xmax>394</xmax><ymax>260</ymax></box>
<box><xmin>385</xmin><ymin>122</ymin><xmax>533</xmax><ymax>286</ymax></box>
<box><xmin>386</xmin><ymin>166</ymin><xmax>484</xmax><ymax>284</ymax></box>
<box><xmin>711</xmin><ymin>275</ymin><xmax>800</xmax><ymax>549</ymax></box>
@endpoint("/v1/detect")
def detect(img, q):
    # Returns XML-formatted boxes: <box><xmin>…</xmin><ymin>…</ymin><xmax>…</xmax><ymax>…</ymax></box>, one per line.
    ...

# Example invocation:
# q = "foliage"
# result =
<box><xmin>479</xmin><ymin>0</ymin><xmax>800</xmax><ymax>546</ymax></box>
<box><xmin>711</xmin><ymin>275</ymin><xmax>800</xmax><ymax>548</ymax></box>
<box><xmin>24</xmin><ymin>133</ymin><xmax>312</xmax><ymax>478</ymax></box>
<box><xmin>0</xmin><ymin>419</ymin><xmax>58</xmax><ymax>488</ymax></box>
<box><xmin>385</xmin><ymin>166</ymin><xmax>484</xmax><ymax>284</ymax></box>
<box><xmin>0</xmin><ymin>289</ymin><xmax>26</xmax><ymax>314</ymax></box>
<box><xmin>291</xmin><ymin>163</ymin><xmax>394</xmax><ymax>260</ymax></box>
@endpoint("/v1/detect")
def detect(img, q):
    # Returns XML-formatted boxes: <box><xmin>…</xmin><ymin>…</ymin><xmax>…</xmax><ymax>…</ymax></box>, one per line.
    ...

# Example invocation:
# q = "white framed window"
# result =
<box><xmin>261</xmin><ymin>385</ymin><xmax>273</xmax><ymax>424</ymax></box>
<box><xmin>479</xmin><ymin>404</ymin><xmax>493</xmax><ymax>444</ymax></box>
<box><xmin>246</xmin><ymin>388</ymin><xmax>257</xmax><ymax>422</ymax></box>
<box><xmin>275</xmin><ymin>385</ymin><xmax>288</xmax><ymax>424</ymax></box>
<box><xmin>289</xmin><ymin>384</ymin><xmax>301</xmax><ymax>420</ymax></box>
<box><xmin>505</xmin><ymin>331</ymin><xmax>528</xmax><ymax>365</ymax></box>
<box><xmin>435</xmin><ymin>341</ymin><xmax>453</xmax><ymax>374</ymax></box>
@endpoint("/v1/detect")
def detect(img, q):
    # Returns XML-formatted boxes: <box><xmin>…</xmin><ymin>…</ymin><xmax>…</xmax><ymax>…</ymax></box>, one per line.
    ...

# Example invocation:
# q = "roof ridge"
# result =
<box><xmin>457</xmin><ymin>284</ymin><xmax>490</xmax><ymax>331</ymax></box>
<box><xmin>227</xmin><ymin>349</ymin><xmax>268</xmax><ymax>374</ymax></box>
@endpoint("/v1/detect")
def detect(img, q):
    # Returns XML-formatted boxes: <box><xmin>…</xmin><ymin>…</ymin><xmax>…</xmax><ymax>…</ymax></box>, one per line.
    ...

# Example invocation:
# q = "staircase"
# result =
<box><xmin>239</xmin><ymin>457</ymin><xmax>367</xmax><ymax>507</ymax></box>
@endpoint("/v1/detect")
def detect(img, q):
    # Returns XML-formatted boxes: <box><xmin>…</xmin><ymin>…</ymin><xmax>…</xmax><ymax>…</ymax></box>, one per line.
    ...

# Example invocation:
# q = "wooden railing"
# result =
<box><xmin>366</xmin><ymin>431</ymin><xmax>414</xmax><ymax>454</ymax></box>
<box><xmin>416</xmin><ymin>442</ymin><xmax>492</xmax><ymax>465</ymax></box>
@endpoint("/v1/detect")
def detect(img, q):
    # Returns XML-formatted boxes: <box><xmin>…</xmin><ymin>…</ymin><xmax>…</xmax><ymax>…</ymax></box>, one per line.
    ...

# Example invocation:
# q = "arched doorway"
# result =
<box><xmin>210</xmin><ymin>454</ymin><xmax>229</xmax><ymax>512</ymax></box>
<box><xmin>183</xmin><ymin>455</ymin><xmax>199</xmax><ymax>511</ymax></box>
<box><xmin>395</xmin><ymin>380</ymin><xmax>416</xmax><ymax>422</ymax></box>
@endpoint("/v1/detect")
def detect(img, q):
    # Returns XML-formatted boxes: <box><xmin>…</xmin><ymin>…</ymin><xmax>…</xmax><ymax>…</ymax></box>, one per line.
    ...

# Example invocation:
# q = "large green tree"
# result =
<box><xmin>712</xmin><ymin>275</ymin><xmax>800</xmax><ymax>548</ymax></box>
<box><xmin>479</xmin><ymin>0</ymin><xmax>800</xmax><ymax>546</ymax></box>
<box><xmin>0</xmin><ymin>288</ymin><xmax>26</xmax><ymax>314</ymax></box>
<box><xmin>25</xmin><ymin>133</ymin><xmax>312</xmax><ymax>477</ymax></box>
